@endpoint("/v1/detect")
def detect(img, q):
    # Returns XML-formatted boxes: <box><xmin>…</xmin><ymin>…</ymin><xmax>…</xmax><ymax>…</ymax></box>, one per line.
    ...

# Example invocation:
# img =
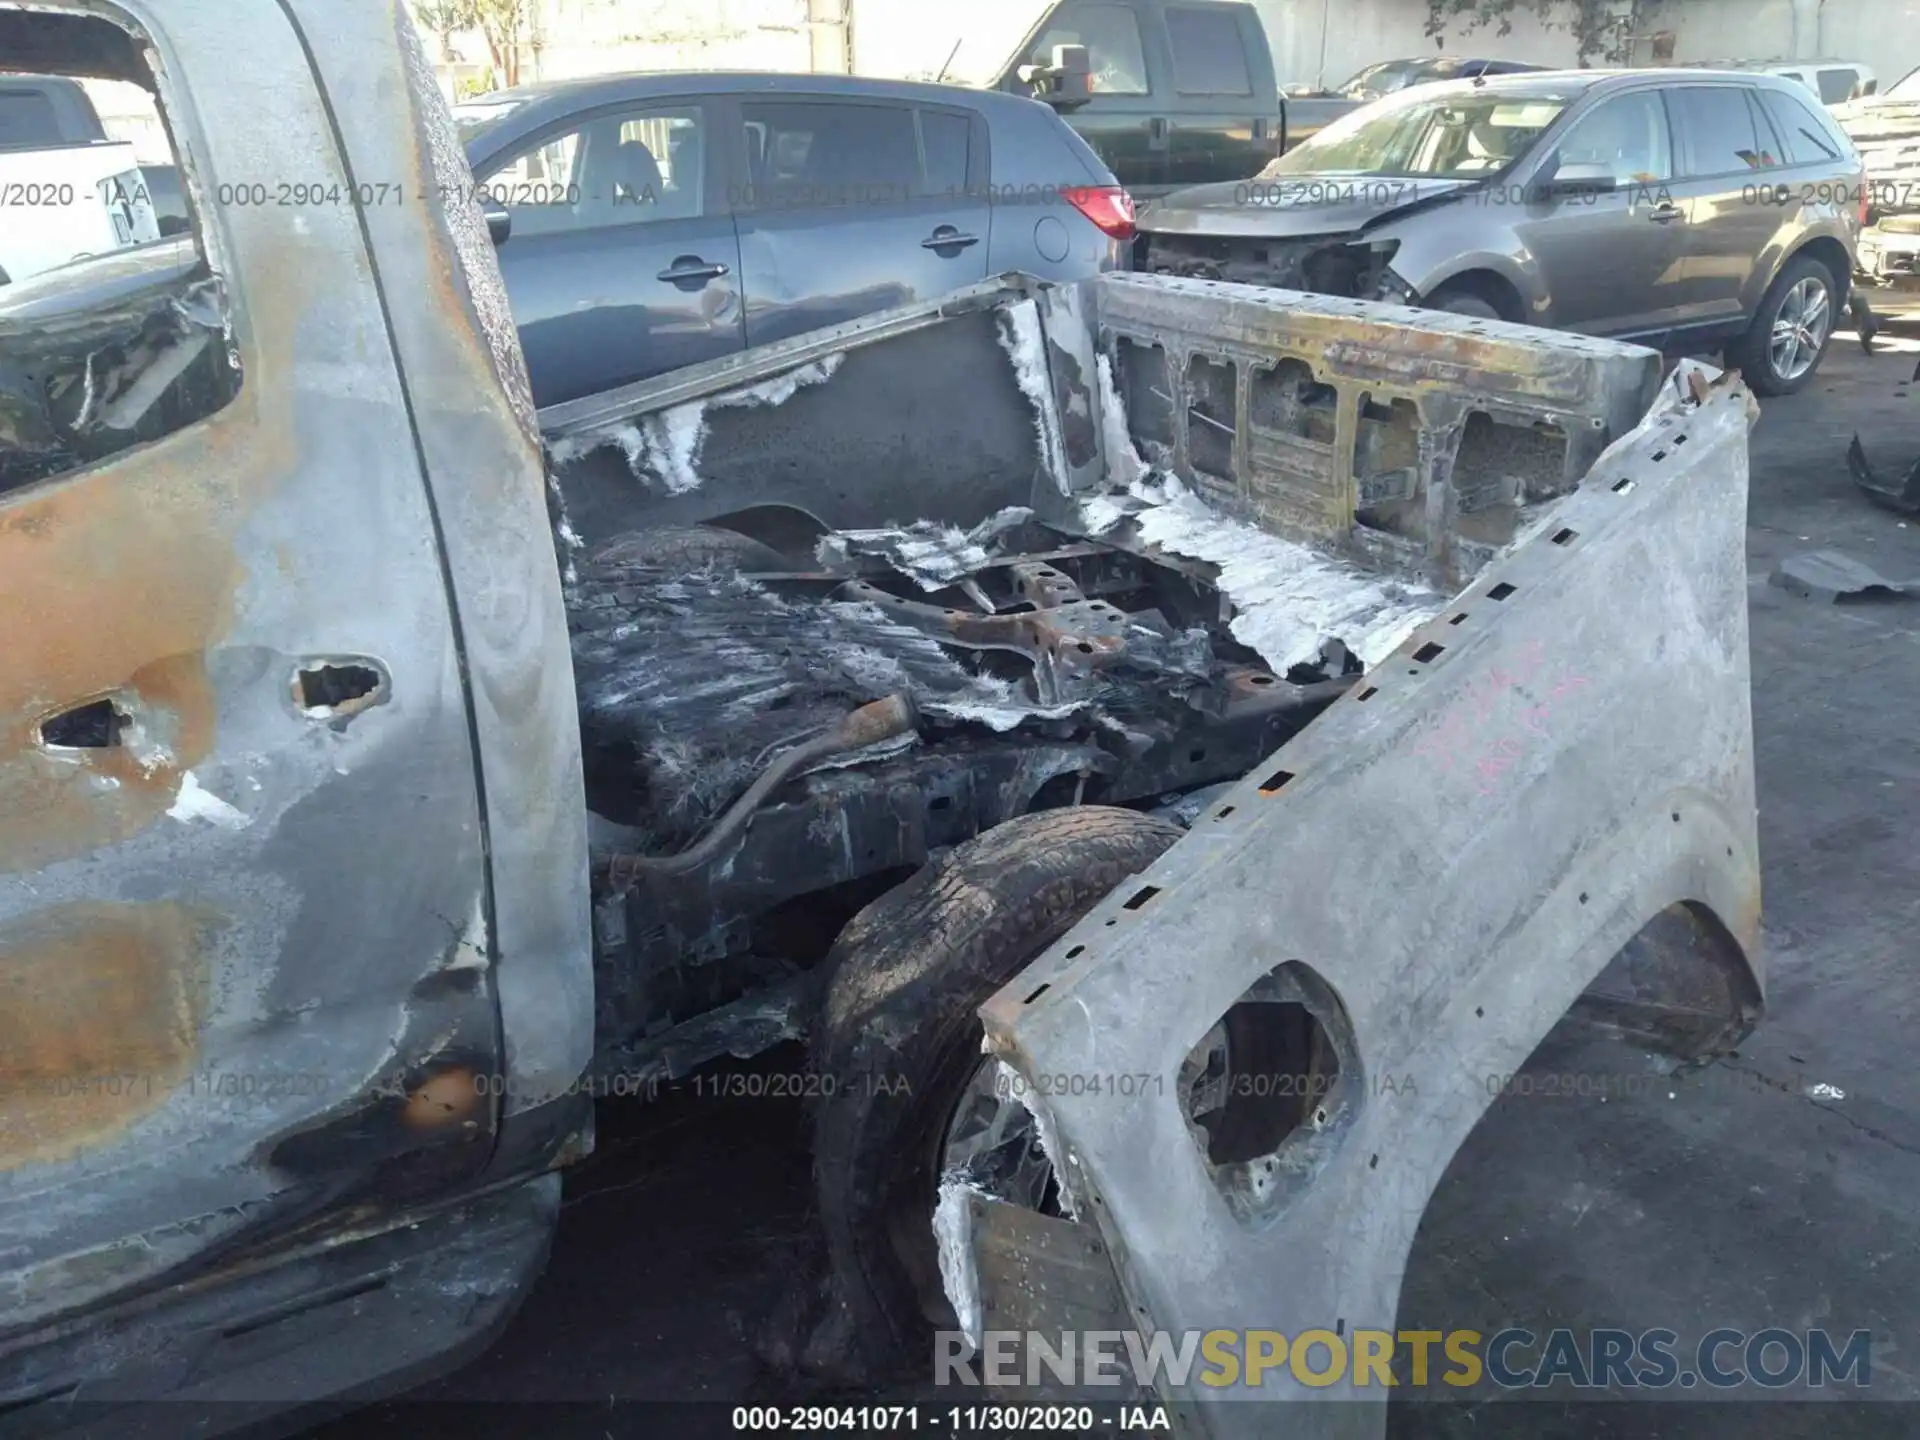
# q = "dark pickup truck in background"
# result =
<box><xmin>892</xmin><ymin>0</ymin><xmax>1286</xmax><ymax>200</ymax></box>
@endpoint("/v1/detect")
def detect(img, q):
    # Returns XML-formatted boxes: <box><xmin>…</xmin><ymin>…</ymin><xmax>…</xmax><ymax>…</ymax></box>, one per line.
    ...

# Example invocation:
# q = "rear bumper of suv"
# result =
<box><xmin>0</xmin><ymin>1174</ymin><xmax>559</xmax><ymax>1440</ymax></box>
<box><xmin>1858</xmin><ymin>219</ymin><xmax>1920</xmax><ymax>285</ymax></box>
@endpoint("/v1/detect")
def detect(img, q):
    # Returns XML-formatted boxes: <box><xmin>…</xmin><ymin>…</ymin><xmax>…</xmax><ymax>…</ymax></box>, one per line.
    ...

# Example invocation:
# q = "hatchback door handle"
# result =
<box><xmin>657</xmin><ymin>257</ymin><xmax>729</xmax><ymax>283</ymax></box>
<box><xmin>1646</xmin><ymin>203</ymin><xmax>1684</xmax><ymax>224</ymax></box>
<box><xmin>922</xmin><ymin>229</ymin><xmax>980</xmax><ymax>250</ymax></box>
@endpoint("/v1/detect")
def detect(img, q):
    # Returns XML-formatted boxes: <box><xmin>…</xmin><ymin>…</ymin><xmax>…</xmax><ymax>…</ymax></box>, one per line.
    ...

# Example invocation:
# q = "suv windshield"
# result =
<box><xmin>1262</xmin><ymin>87</ymin><xmax>1574</xmax><ymax>179</ymax></box>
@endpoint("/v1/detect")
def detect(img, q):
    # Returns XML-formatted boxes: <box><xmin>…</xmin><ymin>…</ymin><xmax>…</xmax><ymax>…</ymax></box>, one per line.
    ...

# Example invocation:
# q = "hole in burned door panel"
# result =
<box><xmin>1115</xmin><ymin>339</ymin><xmax>1174</xmax><ymax>451</ymax></box>
<box><xmin>38</xmin><ymin>697</ymin><xmax>128</xmax><ymax>749</ymax></box>
<box><xmin>293</xmin><ymin>661</ymin><xmax>387</xmax><ymax>720</ymax></box>
<box><xmin>1178</xmin><ymin>961</ymin><xmax>1359</xmax><ymax>1227</ymax></box>
<box><xmin>1451</xmin><ymin>411</ymin><xmax>1571</xmax><ymax>550</ymax></box>
<box><xmin>1352</xmin><ymin>394</ymin><xmax>1422</xmax><ymax>540</ymax></box>
<box><xmin>1250</xmin><ymin>360</ymin><xmax>1337</xmax><ymax>446</ymax></box>
<box><xmin>1185</xmin><ymin>355</ymin><xmax>1236</xmax><ymax>483</ymax></box>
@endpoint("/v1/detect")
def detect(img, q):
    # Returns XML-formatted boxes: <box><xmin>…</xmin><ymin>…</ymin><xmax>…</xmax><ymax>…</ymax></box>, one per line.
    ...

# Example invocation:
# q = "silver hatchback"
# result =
<box><xmin>1141</xmin><ymin>69</ymin><xmax>1867</xmax><ymax>395</ymax></box>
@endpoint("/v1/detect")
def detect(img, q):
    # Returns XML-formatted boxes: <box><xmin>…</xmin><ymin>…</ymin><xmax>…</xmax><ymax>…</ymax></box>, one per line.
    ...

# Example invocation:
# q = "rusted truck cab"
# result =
<box><xmin>0</xmin><ymin>0</ymin><xmax>590</xmax><ymax>1423</ymax></box>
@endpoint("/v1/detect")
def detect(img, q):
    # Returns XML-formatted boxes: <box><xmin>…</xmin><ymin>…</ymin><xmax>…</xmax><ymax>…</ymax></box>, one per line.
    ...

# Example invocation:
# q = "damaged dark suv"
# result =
<box><xmin>1139</xmin><ymin>69</ymin><xmax>1865</xmax><ymax>394</ymax></box>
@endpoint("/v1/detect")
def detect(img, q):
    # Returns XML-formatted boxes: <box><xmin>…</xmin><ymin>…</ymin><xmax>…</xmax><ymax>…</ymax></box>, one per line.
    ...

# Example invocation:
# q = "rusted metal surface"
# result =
<box><xmin>834</xmin><ymin>580</ymin><xmax>1137</xmax><ymax>704</ymax></box>
<box><xmin>1007</xmin><ymin>559</ymin><xmax>1087</xmax><ymax>608</ymax></box>
<box><xmin>0</xmin><ymin>0</ymin><xmax>577</xmax><ymax>1369</ymax></box>
<box><xmin>962</xmin><ymin>1193</ymin><xmax>1154</xmax><ymax>1404</ymax></box>
<box><xmin>1082</xmin><ymin>276</ymin><xmax>1663</xmax><ymax>592</ymax></box>
<box><xmin>0</xmin><ymin>901</ymin><xmax>208</xmax><ymax>1171</ymax></box>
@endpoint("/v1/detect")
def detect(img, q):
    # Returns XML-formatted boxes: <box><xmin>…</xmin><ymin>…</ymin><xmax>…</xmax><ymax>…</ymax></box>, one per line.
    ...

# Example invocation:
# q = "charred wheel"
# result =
<box><xmin>806</xmin><ymin>807</ymin><xmax>1181</xmax><ymax>1379</ymax></box>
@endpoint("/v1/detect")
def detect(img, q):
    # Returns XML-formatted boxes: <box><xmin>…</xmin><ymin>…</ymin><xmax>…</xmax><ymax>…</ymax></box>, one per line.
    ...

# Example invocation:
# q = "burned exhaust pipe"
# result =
<box><xmin>597</xmin><ymin>693</ymin><xmax>920</xmax><ymax>889</ymax></box>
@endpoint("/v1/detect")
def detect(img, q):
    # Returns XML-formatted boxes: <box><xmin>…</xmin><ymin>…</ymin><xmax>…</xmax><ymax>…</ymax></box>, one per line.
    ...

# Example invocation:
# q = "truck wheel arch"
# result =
<box><xmin>803</xmin><ymin>807</ymin><xmax>1183</xmax><ymax>1380</ymax></box>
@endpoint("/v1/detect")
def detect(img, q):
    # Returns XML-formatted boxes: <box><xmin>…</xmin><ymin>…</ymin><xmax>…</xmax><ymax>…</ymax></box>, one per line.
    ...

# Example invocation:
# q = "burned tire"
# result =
<box><xmin>806</xmin><ymin>807</ymin><xmax>1181</xmax><ymax>1380</ymax></box>
<box><xmin>588</xmin><ymin>523</ymin><xmax>789</xmax><ymax>572</ymax></box>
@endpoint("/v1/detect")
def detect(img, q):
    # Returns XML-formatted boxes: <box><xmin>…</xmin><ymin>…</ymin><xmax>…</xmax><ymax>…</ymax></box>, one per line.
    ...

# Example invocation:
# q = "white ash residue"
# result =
<box><xmin>1124</xmin><ymin>476</ymin><xmax>1443</xmax><ymax>671</ymax></box>
<box><xmin>167</xmin><ymin>771</ymin><xmax>249</xmax><ymax>829</ymax></box>
<box><xmin>996</xmin><ymin>301</ymin><xmax>1065</xmax><ymax>483</ymax></box>
<box><xmin>1095</xmin><ymin>352</ymin><xmax>1149</xmax><ymax>489</ymax></box>
<box><xmin>544</xmin><ymin>355</ymin><xmax>845</xmax><ymax>492</ymax></box>
<box><xmin>933</xmin><ymin>1175</ymin><xmax>991</xmax><ymax>1351</ymax></box>
<box><xmin>817</xmin><ymin>506</ymin><xmax>1033</xmax><ymax>591</ymax></box>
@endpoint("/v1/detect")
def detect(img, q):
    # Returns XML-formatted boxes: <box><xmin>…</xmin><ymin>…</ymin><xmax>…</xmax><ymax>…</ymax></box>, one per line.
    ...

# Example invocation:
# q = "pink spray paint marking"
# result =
<box><xmin>1406</xmin><ymin>638</ymin><xmax>1591</xmax><ymax>796</ymax></box>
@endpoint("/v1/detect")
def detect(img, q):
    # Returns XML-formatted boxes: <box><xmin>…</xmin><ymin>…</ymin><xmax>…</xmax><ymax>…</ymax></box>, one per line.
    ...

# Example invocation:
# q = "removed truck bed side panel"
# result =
<box><xmin>976</xmin><ymin>375</ymin><xmax>1761</xmax><ymax>1435</ymax></box>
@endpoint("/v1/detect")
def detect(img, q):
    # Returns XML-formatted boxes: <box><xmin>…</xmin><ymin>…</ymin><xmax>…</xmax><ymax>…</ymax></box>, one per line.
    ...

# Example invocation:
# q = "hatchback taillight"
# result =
<box><xmin>1064</xmin><ymin>185</ymin><xmax>1136</xmax><ymax>241</ymax></box>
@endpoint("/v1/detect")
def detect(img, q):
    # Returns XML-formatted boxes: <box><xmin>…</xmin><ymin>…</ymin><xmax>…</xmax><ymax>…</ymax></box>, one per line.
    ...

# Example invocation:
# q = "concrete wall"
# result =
<box><xmin>534</xmin><ymin>0</ymin><xmax>815</xmax><ymax>79</ymax></box>
<box><xmin>414</xmin><ymin>0</ymin><xmax>836</xmax><ymax>93</ymax></box>
<box><xmin>848</xmin><ymin>0</ymin><xmax>1046</xmax><ymax>81</ymax></box>
<box><xmin>78</xmin><ymin>78</ymin><xmax>171</xmax><ymax>164</ymax></box>
<box><xmin>1251</xmin><ymin>0</ymin><xmax>1582</xmax><ymax>91</ymax></box>
<box><xmin>1252</xmin><ymin>0</ymin><xmax>1920</xmax><ymax>91</ymax></box>
<box><xmin>1645</xmin><ymin>0</ymin><xmax>1920</xmax><ymax>84</ymax></box>
<box><xmin>412</xmin><ymin>0</ymin><xmax>1920</xmax><ymax>100</ymax></box>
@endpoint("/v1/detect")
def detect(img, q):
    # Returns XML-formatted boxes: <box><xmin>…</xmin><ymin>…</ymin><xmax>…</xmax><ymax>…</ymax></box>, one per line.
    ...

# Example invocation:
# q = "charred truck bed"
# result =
<box><xmin>542</xmin><ymin>275</ymin><xmax>1690</xmax><ymax>1087</ymax></box>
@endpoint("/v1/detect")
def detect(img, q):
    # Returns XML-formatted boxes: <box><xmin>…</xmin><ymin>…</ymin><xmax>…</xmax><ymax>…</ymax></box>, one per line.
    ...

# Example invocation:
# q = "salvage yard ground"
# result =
<box><xmin>328</xmin><ymin>306</ymin><xmax>1920</xmax><ymax>1440</ymax></box>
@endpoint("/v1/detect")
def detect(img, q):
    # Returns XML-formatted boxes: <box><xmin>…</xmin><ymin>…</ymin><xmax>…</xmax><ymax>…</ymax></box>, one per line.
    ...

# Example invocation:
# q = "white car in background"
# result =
<box><xmin>1835</xmin><ymin>63</ymin><xmax>1920</xmax><ymax>284</ymax></box>
<box><xmin>1697</xmin><ymin>58</ymin><xmax>1877</xmax><ymax>108</ymax></box>
<box><xmin>0</xmin><ymin>74</ymin><xmax>160</xmax><ymax>285</ymax></box>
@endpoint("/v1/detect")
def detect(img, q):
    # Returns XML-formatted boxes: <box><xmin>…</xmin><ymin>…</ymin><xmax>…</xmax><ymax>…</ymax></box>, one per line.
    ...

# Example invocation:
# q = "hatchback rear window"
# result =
<box><xmin>743</xmin><ymin>101</ymin><xmax>922</xmax><ymax>207</ymax></box>
<box><xmin>920</xmin><ymin>109</ymin><xmax>971</xmax><ymax>194</ymax></box>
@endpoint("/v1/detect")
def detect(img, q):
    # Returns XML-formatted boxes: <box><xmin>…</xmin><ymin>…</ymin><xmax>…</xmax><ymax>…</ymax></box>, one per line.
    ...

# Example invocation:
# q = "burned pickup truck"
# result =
<box><xmin>0</xmin><ymin>2</ymin><xmax>1761</xmax><ymax>1436</ymax></box>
